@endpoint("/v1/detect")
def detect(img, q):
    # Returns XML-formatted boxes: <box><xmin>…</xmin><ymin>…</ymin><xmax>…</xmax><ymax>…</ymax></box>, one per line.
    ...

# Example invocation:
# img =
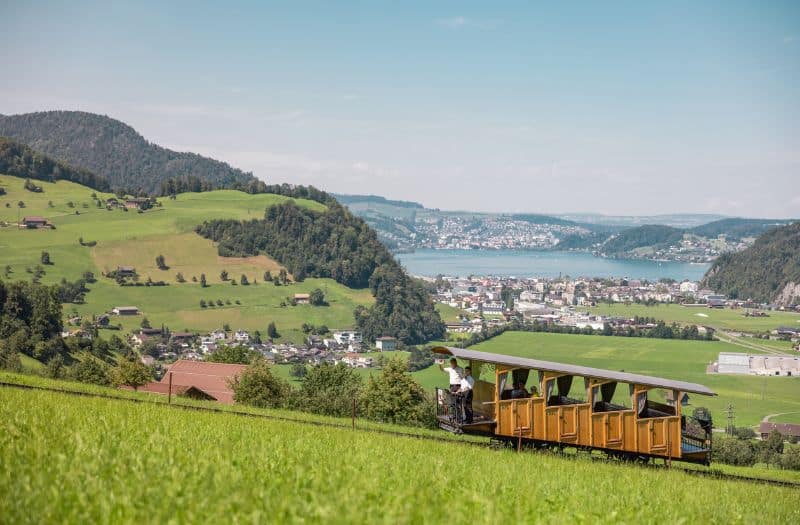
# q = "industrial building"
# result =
<box><xmin>711</xmin><ymin>352</ymin><xmax>800</xmax><ymax>376</ymax></box>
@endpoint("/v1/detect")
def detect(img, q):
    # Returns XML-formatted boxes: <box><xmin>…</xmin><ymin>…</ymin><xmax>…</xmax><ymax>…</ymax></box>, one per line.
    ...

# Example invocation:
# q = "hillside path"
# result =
<box><xmin>716</xmin><ymin>331</ymin><xmax>792</xmax><ymax>356</ymax></box>
<box><xmin>762</xmin><ymin>411</ymin><xmax>800</xmax><ymax>423</ymax></box>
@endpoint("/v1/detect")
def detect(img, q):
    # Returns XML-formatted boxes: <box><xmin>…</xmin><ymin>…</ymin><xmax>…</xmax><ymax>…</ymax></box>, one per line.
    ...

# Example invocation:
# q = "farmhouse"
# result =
<box><xmin>759</xmin><ymin>422</ymin><xmax>800</xmax><ymax>440</ymax></box>
<box><xmin>112</xmin><ymin>306</ymin><xmax>140</xmax><ymax>316</ymax></box>
<box><xmin>375</xmin><ymin>336</ymin><xmax>397</xmax><ymax>351</ymax></box>
<box><xmin>21</xmin><ymin>216</ymin><xmax>50</xmax><ymax>228</ymax></box>
<box><xmin>124</xmin><ymin>197</ymin><xmax>150</xmax><ymax>210</ymax></box>
<box><xmin>141</xmin><ymin>360</ymin><xmax>248</xmax><ymax>403</ymax></box>
<box><xmin>116</xmin><ymin>266</ymin><xmax>136</xmax><ymax>277</ymax></box>
<box><xmin>294</xmin><ymin>293</ymin><xmax>311</xmax><ymax>305</ymax></box>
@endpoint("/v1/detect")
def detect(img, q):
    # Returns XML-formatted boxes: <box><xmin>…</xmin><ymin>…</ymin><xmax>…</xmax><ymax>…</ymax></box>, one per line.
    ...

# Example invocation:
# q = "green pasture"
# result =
<box><xmin>469</xmin><ymin>332</ymin><xmax>800</xmax><ymax>427</ymax></box>
<box><xmin>588</xmin><ymin>302</ymin><xmax>800</xmax><ymax>333</ymax></box>
<box><xmin>434</xmin><ymin>302</ymin><xmax>467</xmax><ymax>323</ymax></box>
<box><xmin>0</xmin><ymin>175</ymin><xmax>371</xmax><ymax>342</ymax></box>
<box><xmin>2</xmin><ymin>387</ymin><xmax>796</xmax><ymax>523</ymax></box>
<box><xmin>769</xmin><ymin>413</ymin><xmax>800</xmax><ymax>424</ymax></box>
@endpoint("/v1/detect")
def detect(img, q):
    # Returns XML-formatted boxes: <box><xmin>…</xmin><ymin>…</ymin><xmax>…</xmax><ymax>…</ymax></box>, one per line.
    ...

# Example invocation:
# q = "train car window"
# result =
<box><xmin>497</xmin><ymin>372</ymin><xmax>510</xmax><ymax>400</ymax></box>
<box><xmin>546</xmin><ymin>375</ymin><xmax>587</xmax><ymax>406</ymax></box>
<box><xmin>591</xmin><ymin>382</ymin><xmax>630</xmax><ymax>412</ymax></box>
<box><xmin>637</xmin><ymin>388</ymin><xmax>677</xmax><ymax>419</ymax></box>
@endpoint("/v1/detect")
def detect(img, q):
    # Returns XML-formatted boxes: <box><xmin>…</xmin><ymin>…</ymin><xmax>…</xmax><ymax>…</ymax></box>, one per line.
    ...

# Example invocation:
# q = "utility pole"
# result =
<box><xmin>724</xmin><ymin>404</ymin><xmax>735</xmax><ymax>435</ymax></box>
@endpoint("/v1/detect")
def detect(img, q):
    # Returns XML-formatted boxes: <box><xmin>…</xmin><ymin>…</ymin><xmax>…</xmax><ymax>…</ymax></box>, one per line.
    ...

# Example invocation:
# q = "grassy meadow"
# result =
<box><xmin>468</xmin><ymin>332</ymin><xmax>800</xmax><ymax>427</ymax></box>
<box><xmin>588</xmin><ymin>302</ymin><xmax>800</xmax><ymax>333</ymax></box>
<box><xmin>2</xmin><ymin>386</ymin><xmax>797</xmax><ymax>524</ymax></box>
<box><xmin>0</xmin><ymin>175</ymin><xmax>372</xmax><ymax>342</ymax></box>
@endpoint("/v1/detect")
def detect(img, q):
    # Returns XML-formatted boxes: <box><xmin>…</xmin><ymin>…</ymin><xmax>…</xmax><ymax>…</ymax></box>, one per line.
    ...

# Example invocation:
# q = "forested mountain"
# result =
<box><xmin>0</xmin><ymin>111</ymin><xmax>255</xmax><ymax>193</ymax></box>
<box><xmin>689</xmin><ymin>218</ymin><xmax>790</xmax><ymax>240</ymax></box>
<box><xmin>600</xmin><ymin>225</ymin><xmax>685</xmax><ymax>256</ymax></box>
<box><xmin>0</xmin><ymin>137</ymin><xmax>110</xmax><ymax>191</ymax></box>
<box><xmin>702</xmin><ymin>222</ymin><xmax>800</xmax><ymax>305</ymax></box>
<box><xmin>196</xmin><ymin>201</ymin><xmax>445</xmax><ymax>344</ymax></box>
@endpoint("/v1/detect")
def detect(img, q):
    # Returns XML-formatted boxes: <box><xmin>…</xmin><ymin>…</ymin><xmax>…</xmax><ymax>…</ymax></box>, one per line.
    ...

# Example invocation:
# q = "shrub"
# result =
<box><xmin>712</xmin><ymin>435</ymin><xmax>756</xmax><ymax>466</ymax></box>
<box><xmin>111</xmin><ymin>357</ymin><xmax>152</xmax><ymax>391</ymax></box>
<box><xmin>359</xmin><ymin>357</ymin><xmax>435</xmax><ymax>428</ymax></box>
<box><xmin>230</xmin><ymin>360</ymin><xmax>290</xmax><ymax>408</ymax></box>
<box><xmin>293</xmin><ymin>363</ymin><xmax>362</xmax><ymax>417</ymax></box>
<box><xmin>71</xmin><ymin>357</ymin><xmax>111</xmax><ymax>386</ymax></box>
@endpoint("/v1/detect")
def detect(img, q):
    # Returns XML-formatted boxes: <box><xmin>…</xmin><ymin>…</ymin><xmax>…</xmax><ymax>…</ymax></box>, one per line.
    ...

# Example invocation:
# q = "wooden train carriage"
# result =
<box><xmin>432</xmin><ymin>346</ymin><xmax>716</xmax><ymax>465</ymax></box>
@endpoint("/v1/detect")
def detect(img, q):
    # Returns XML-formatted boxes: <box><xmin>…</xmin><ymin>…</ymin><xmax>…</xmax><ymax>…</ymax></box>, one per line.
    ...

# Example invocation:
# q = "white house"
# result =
<box><xmin>234</xmin><ymin>330</ymin><xmax>250</xmax><ymax>343</ymax></box>
<box><xmin>375</xmin><ymin>336</ymin><xmax>397</xmax><ymax>351</ymax></box>
<box><xmin>333</xmin><ymin>331</ymin><xmax>362</xmax><ymax>345</ymax></box>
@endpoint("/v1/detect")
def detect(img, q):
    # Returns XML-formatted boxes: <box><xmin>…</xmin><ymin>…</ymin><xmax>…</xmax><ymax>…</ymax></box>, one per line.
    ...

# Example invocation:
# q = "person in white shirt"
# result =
<box><xmin>457</xmin><ymin>366</ymin><xmax>475</xmax><ymax>423</ymax></box>
<box><xmin>439</xmin><ymin>358</ymin><xmax>464</xmax><ymax>393</ymax></box>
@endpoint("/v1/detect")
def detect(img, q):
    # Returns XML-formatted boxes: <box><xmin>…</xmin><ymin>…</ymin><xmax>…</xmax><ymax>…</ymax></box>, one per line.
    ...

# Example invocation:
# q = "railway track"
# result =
<box><xmin>2</xmin><ymin>380</ymin><xmax>798</xmax><ymax>489</ymax></box>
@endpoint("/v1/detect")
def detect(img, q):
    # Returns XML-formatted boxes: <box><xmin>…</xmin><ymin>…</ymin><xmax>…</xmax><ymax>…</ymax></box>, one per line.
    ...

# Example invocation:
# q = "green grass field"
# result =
<box><xmin>469</xmin><ymin>332</ymin><xmax>800</xmax><ymax>427</ymax></box>
<box><xmin>0</xmin><ymin>175</ymin><xmax>372</xmax><ymax>342</ymax></box>
<box><xmin>770</xmin><ymin>413</ymin><xmax>800</xmax><ymax>424</ymax></box>
<box><xmin>588</xmin><ymin>302</ymin><xmax>800</xmax><ymax>333</ymax></box>
<box><xmin>2</xmin><ymin>386</ymin><xmax>797</xmax><ymax>523</ymax></box>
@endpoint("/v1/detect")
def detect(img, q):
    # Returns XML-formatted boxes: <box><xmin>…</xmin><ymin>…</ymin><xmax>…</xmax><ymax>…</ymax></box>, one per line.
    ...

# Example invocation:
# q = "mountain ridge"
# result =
<box><xmin>0</xmin><ymin>111</ymin><xmax>256</xmax><ymax>193</ymax></box>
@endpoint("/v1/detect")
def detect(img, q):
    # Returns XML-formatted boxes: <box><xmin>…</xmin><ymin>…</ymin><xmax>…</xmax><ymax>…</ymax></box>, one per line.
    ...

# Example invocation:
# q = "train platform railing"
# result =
<box><xmin>681</xmin><ymin>414</ymin><xmax>713</xmax><ymax>452</ymax></box>
<box><xmin>435</xmin><ymin>387</ymin><xmax>467</xmax><ymax>426</ymax></box>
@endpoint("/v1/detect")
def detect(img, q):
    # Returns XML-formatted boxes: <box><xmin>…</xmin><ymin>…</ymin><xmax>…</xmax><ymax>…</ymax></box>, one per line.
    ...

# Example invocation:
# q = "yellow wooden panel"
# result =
<box><xmin>532</xmin><ymin>398</ymin><xmax>545</xmax><ymax>440</ymax></box>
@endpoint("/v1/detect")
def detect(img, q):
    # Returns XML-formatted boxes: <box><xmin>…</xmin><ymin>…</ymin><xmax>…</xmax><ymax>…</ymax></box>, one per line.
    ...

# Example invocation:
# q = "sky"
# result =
<box><xmin>1</xmin><ymin>1</ymin><xmax>799</xmax><ymax>217</ymax></box>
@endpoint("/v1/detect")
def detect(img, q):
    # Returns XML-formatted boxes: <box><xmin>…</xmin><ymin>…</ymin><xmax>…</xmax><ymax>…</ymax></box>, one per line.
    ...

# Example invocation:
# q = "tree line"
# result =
<box><xmin>230</xmin><ymin>357</ymin><xmax>435</xmax><ymax>428</ymax></box>
<box><xmin>0</xmin><ymin>136</ymin><xmax>111</xmax><ymax>192</ymax></box>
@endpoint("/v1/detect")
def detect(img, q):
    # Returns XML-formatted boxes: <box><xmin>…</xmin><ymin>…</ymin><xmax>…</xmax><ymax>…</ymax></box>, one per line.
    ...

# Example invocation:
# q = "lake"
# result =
<box><xmin>396</xmin><ymin>249</ymin><xmax>710</xmax><ymax>281</ymax></box>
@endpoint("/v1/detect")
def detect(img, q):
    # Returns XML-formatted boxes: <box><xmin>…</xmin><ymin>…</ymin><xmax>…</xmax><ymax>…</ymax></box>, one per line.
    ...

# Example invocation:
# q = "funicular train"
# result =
<box><xmin>433</xmin><ymin>346</ymin><xmax>716</xmax><ymax>465</ymax></box>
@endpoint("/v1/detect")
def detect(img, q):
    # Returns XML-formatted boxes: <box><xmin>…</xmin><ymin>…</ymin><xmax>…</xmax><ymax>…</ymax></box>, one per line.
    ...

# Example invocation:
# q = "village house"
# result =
<box><xmin>124</xmin><ymin>197</ymin><xmax>150</xmax><ymax>210</ymax></box>
<box><xmin>129</xmin><ymin>360</ymin><xmax>247</xmax><ymax>403</ymax></box>
<box><xmin>759</xmin><ymin>422</ymin><xmax>800</xmax><ymax>441</ymax></box>
<box><xmin>339</xmin><ymin>353</ymin><xmax>373</xmax><ymax>368</ymax></box>
<box><xmin>332</xmin><ymin>330</ymin><xmax>362</xmax><ymax>345</ymax></box>
<box><xmin>115</xmin><ymin>266</ymin><xmax>136</xmax><ymax>277</ymax></box>
<box><xmin>294</xmin><ymin>293</ymin><xmax>311</xmax><ymax>305</ymax></box>
<box><xmin>112</xmin><ymin>306</ymin><xmax>140</xmax><ymax>316</ymax></box>
<box><xmin>375</xmin><ymin>336</ymin><xmax>397</xmax><ymax>351</ymax></box>
<box><xmin>234</xmin><ymin>330</ymin><xmax>250</xmax><ymax>343</ymax></box>
<box><xmin>130</xmin><ymin>327</ymin><xmax>163</xmax><ymax>346</ymax></box>
<box><xmin>170</xmin><ymin>332</ymin><xmax>196</xmax><ymax>347</ymax></box>
<box><xmin>21</xmin><ymin>216</ymin><xmax>50</xmax><ymax>228</ymax></box>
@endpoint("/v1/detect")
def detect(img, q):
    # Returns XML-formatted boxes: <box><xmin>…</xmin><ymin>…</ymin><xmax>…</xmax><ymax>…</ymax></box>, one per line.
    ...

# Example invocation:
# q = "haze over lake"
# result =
<box><xmin>397</xmin><ymin>249</ymin><xmax>711</xmax><ymax>281</ymax></box>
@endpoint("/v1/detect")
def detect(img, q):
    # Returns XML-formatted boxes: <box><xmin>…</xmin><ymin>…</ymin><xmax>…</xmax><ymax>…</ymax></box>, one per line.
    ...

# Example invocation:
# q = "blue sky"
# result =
<box><xmin>1</xmin><ymin>1</ymin><xmax>798</xmax><ymax>217</ymax></box>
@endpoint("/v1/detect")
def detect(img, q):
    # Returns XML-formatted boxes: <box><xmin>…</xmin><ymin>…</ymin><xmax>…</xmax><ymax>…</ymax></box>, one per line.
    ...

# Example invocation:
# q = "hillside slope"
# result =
<box><xmin>0</xmin><ymin>111</ymin><xmax>255</xmax><ymax>193</ymax></box>
<box><xmin>690</xmin><ymin>218</ymin><xmax>790</xmax><ymax>240</ymax></box>
<box><xmin>2</xmin><ymin>387</ymin><xmax>796</xmax><ymax>523</ymax></box>
<box><xmin>600</xmin><ymin>224</ymin><xmax>685</xmax><ymax>255</ymax></box>
<box><xmin>702</xmin><ymin>222</ymin><xmax>800</xmax><ymax>304</ymax></box>
<box><xmin>0</xmin><ymin>174</ymin><xmax>373</xmax><ymax>342</ymax></box>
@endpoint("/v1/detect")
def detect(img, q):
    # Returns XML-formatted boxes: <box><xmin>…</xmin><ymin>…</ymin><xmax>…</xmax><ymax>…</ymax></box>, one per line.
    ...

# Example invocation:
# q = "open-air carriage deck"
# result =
<box><xmin>432</xmin><ymin>346</ymin><xmax>716</xmax><ymax>464</ymax></box>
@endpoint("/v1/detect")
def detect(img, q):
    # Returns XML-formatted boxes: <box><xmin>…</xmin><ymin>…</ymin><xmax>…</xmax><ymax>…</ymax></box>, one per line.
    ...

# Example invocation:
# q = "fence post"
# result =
<box><xmin>168</xmin><ymin>372</ymin><xmax>173</xmax><ymax>405</ymax></box>
<box><xmin>352</xmin><ymin>397</ymin><xmax>356</xmax><ymax>430</ymax></box>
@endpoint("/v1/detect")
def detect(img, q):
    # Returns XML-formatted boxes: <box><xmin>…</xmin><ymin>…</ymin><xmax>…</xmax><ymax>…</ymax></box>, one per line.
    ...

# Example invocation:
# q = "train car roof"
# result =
<box><xmin>432</xmin><ymin>346</ymin><xmax>716</xmax><ymax>396</ymax></box>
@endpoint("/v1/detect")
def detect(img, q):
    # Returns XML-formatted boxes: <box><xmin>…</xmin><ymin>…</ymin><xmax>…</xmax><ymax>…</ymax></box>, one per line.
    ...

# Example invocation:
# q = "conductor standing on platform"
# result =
<box><xmin>457</xmin><ymin>366</ymin><xmax>475</xmax><ymax>424</ymax></box>
<box><xmin>439</xmin><ymin>358</ymin><xmax>464</xmax><ymax>393</ymax></box>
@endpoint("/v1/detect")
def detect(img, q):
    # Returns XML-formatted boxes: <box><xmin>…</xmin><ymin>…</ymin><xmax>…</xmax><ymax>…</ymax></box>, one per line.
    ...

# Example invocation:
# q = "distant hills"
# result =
<box><xmin>0</xmin><ymin>111</ymin><xmax>255</xmax><ymax>193</ymax></box>
<box><xmin>337</xmin><ymin>193</ymin><xmax>795</xmax><ymax>260</ymax></box>
<box><xmin>702</xmin><ymin>222</ymin><xmax>800</xmax><ymax>305</ymax></box>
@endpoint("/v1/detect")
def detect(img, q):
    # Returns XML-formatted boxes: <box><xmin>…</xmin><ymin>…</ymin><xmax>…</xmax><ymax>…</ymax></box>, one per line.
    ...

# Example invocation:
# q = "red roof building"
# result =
<box><xmin>126</xmin><ymin>360</ymin><xmax>247</xmax><ymax>404</ymax></box>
